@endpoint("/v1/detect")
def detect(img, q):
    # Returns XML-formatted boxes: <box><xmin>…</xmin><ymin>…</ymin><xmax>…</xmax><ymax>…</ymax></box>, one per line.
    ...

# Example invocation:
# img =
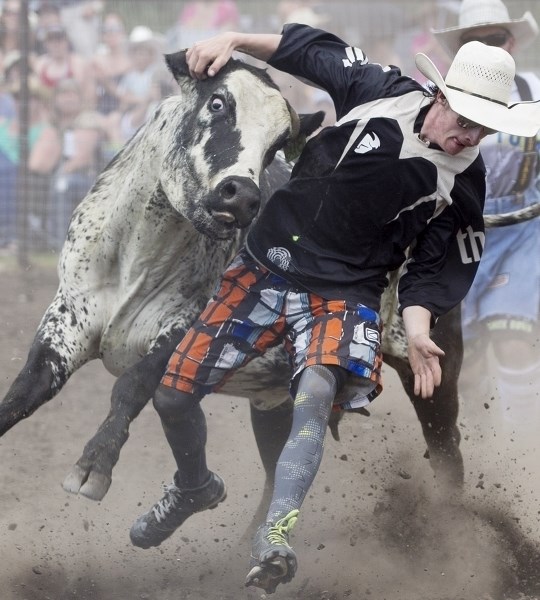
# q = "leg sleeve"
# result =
<box><xmin>266</xmin><ymin>364</ymin><xmax>338</xmax><ymax>522</ymax></box>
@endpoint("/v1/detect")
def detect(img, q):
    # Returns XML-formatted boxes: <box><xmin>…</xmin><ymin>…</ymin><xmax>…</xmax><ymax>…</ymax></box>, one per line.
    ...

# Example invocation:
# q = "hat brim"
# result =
<box><xmin>415</xmin><ymin>52</ymin><xmax>540</xmax><ymax>137</ymax></box>
<box><xmin>432</xmin><ymin>11</ymin><xmax>538</xmax><ymax>57</ymax></box>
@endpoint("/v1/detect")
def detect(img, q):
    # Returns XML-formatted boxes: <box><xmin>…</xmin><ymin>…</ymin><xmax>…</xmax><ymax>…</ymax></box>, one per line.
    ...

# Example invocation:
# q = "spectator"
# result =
<box><xmin>116</xmin><ymin>26</ymin><xmax>162</xmax><ymax>112</ymax></box>
<box><xmin>92</xmin><ymin>12</ymin><xmax>131</xmax><ymax>116</ymax></box>
<box><xmin>0</xmin><ymin>77</ymin><xmax>61</xmax><ymax>252</ymax></box>
<box><xmin>165</xmin><ymin>0</ymin><xmax>240</xmax><ymax>51</ymax></box>
<box><xmin>276</xmin><ymin>1</ymin><xmax>327</xmax><ymax>29</ymax></box>
<box><xmin>0</xmin><ymin>49</ymin><xmax>19</xmax><ymax>119</ymax></box>
<box><xmin>59</xmin><ymin>0</ymin><xmax>104</xmax><ymax>58</ymax></box>
<box><xmin>394</xmin><ymin>1</ymin><xmax>455</xmax><ymax>84</ymax></box>
<box><xmin>0</xmin><ymin>101</ymin><xmax>18</xmax><ymax>251</ymax></box>
<box><xmin>105</xmin><ymin>26</ymin><xmax>164</xmax><ymax>144</ymax></box>
<box><xmin>433</xmin><ymin>0</ymin><xmax>540</xmax><ymax>430</ymax></box>
<box><xmin>117</xmin><ymin>66</ymin><xmax>176</xmax><ymax>143</ymax></box>
<box><xmin>102</xmin><ymin>58</ymin><xmax>176</xmax><ymax>162</ymax></box>
<box><xmin>33</xmin><ymin>2</ymin><xmax>63</xmax><ymax>56</ymax></box>
<box><xmin>0</xmin><ymin>0</ymin><xmax>23</xmax><ymax>73</ymax></box>
<box><xmin>0</xmin><ymin>0</ymin><xmax>39</xmax><ymax>84</ymax></box>
<box><xmin>48</xmin><ymin>78</ymin><xmax>104</xmax><ymax>250</ymax></box>
<box><xmin>33</xmin><ymin>23</ymin><xmax>96</xmax><ymax>108</ymax></box>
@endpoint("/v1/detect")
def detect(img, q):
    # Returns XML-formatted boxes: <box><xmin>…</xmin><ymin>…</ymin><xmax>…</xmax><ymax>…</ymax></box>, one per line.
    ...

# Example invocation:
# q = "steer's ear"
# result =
<box><xmin>283</xmin><ymin>110</ymin><xmax>326</xmax><ymax>162</ymax></box>
<box><xmin>164</xmin><ymin>50</ymin><xmax>190</xmax><ymax>83</ymax></box>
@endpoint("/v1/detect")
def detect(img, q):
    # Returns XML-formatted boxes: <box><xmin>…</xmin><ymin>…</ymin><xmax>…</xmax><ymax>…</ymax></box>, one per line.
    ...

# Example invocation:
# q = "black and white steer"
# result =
<box><xmin>0</xmin><ymin>52</ymin><xmax>323</xmax><ymax>500</ymax></box>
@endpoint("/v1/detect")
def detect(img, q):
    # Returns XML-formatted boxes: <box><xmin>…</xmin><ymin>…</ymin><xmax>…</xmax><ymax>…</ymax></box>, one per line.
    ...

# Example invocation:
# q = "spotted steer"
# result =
<box><xmin>0</xmin><ymin>51</ymin><xmax>537</xmax><ymax>509</ymax></box>
<box><xmin>0</xmin><ymin>52</ymin><xmax>322</xmax><ymax>500</ymax></box>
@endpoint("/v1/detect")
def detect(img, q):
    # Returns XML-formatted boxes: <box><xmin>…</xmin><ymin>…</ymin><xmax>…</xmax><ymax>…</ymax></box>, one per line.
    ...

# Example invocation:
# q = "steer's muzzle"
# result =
<box><xmin>210</xmin><ymin>176</ymin><xmax>261</xmax><ymax>229</ymax></box>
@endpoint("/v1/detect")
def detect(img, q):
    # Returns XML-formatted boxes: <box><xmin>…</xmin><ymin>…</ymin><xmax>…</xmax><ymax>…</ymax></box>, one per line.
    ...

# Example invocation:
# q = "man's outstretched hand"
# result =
<box><xmin>407</xmin><ymin>332</ymin><xmax>445</xmax><ymax>398</ymax></box>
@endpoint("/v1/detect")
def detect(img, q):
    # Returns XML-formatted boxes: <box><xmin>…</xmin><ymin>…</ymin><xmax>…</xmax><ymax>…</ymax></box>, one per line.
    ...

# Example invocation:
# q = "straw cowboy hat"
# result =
<box><xmin>282</xmin><ymin>7</ymin><xmax>329</xmax><ymax>28</ymax></box>
<box><xmin>432</xmin><ymin>0</ymin><xmax>538</xmax><ymax>57</ymax></box>
<box><xmin>128</xmin><ymin>25</ymin><xmax>165</xmax><ymax>53</ymax></box>
<box><xmin>415</xmin><ymin>40</ymin><xmax>540</xmax><ymax>137</ymax></box>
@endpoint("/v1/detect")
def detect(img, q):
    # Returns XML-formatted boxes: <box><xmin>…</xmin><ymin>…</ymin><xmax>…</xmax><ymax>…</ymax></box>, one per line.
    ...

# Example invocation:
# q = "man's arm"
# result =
<box><xmin>186</xmin><ymin>31</ymin><xmax>282</xmax><ymax>79</ymax></box>
<box><xmin>402</xmin><ymin>305</ymin><xmax>445</xmax><ymax>399</ymax></box>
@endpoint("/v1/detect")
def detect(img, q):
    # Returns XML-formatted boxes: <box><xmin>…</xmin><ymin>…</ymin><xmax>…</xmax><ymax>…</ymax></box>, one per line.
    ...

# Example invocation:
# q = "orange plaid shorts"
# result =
<box><xmin>161</xmin><ymin>249</ymin><xmax>383</xmax><ymax>406</ymax></box>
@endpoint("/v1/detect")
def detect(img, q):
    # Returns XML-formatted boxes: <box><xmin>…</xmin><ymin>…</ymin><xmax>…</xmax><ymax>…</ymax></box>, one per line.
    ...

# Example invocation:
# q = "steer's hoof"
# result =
<box><xmin>62</xmin><ymin>465</ymin><xmax>87</xmax><ymax>494</ymax></box>
<box><xmin>62</xmin><ymin>466</ymin><xmax>111</xmax><ymax>501</ymax></box>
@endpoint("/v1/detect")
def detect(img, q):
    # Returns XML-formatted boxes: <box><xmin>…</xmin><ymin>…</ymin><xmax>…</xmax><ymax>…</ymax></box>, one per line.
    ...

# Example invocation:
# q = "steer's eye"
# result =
<box><xmin>209</xmin><ymin>96</ymin><xmax>225</xmax><ymax>112</ymax></box>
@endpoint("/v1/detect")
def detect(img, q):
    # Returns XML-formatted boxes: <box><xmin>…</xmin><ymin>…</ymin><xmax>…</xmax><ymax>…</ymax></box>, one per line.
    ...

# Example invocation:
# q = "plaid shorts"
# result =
<box><xmin>162</xmin><ymin>249</ymin><xmax>383</xmax><ymax>407</ymax></box>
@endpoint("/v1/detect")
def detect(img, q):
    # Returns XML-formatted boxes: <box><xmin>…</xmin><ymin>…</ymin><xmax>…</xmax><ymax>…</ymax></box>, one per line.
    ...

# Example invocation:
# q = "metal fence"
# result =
<box><xmin>2</xmin><ymin>0</ymin><xmax>539</xmax><ymax>264</ymax></box>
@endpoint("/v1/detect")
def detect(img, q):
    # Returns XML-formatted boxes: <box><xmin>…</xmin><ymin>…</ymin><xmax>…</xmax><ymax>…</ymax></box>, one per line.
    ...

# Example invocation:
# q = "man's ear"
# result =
<box><xmin>436</xmin><ymin>92</ymin><xmax>449</xmax><ymax>107</ymax></box>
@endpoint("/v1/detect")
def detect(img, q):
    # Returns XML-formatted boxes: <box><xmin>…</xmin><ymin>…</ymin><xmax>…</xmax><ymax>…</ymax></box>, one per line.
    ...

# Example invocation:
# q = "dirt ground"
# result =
<box><xmin>0</xmin><ymin>259</ymin><xmax>539</xmax><ymax>600</ymax></box>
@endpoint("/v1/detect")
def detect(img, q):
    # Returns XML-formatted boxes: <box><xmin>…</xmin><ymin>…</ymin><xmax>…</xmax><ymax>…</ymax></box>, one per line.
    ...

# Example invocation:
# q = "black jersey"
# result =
<box><xmin>245</xmin><ymin>24</ymin><xmax>486</xmax><ymax>321</ymax></box>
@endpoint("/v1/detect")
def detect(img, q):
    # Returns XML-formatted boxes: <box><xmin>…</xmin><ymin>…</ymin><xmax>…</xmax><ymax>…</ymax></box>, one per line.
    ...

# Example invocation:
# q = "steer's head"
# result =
<box><xmin>159</xmin><ymin>50</ymin><xmax>324</xmax><ymax>240</ymax></box>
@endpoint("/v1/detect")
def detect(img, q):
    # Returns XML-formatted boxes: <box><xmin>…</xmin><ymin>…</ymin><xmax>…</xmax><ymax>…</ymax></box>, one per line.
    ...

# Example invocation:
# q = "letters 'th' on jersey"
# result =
<box><xmin>246</xmin><ymin>24</ymin><xmax>486</xmax><ymax>322</ymax></box>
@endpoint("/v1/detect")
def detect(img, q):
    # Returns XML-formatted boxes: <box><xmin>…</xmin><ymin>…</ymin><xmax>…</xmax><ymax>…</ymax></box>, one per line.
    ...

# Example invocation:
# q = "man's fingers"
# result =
<box><xmin>187</xmin><ymin>55</ymin><xmax>226</xmax><ymax>79</ymax></box>
<box><xmin>415</xmin><ymin>371</ymin><xmax>433</xmax><ymax>399</ymax></box>
<box><xmin>432</xmin><ymin>362</ymin><xmax>442</xmax><ymax>388</ymax></box>
<box><xmin>206</xmin><ymin>56</ymin><xmax>228</xmax><ymax>77</ymax></box>
<box><xmin>413</xmin><ymin>359</ymin><xmax>441</xmax><ymax>398</ymax></box>
<box><xmin>189</xmin><ymin>56</ymin><xmax>211</xmax><ymax>79</ymax></box>
<box><xmin>185</xmin><ymin>35</ymin><xmax>235</xmax><ymax>79</ymax></box>
<box><xmin>408</xmin><ymin>336</ymin><xmax>444</xmax><ymax>398</ymax></box>
<box><xmin>414</xmin><ymin>373</ymin><xmax>422</xmax><ymax>397</ymax></box>
<box><xmin>186</xmin><ymin>46</ymin><xmax>212</xmax><ymax>79</ymax></box>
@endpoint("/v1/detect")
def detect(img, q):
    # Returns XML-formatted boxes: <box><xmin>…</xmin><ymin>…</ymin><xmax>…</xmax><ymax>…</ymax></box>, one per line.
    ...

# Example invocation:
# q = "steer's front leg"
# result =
<box><xmin>63</xmin><ymin>329</ymin><xmax>186</xmax><ymax>501</ymax></box>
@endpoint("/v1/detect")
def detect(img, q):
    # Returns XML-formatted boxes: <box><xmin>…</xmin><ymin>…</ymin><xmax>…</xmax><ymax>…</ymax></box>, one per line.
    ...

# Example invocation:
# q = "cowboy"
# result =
<box><xmin>129</xmin><ymin>23</ymin><xmax>540</xmax><ymax>593</ymax></box>
<box><xmin>433</xmin><ymin>0</ymin><xmax>540</xmax><ymax>432</ymax></box>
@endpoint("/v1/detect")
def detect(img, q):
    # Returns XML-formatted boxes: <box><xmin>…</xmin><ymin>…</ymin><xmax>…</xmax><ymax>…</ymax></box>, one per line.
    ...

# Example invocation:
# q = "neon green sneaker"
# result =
<box><xmin>245</xmin><ymin>509</ymin><xmax>299</xmax><ymax>594</ymax></box>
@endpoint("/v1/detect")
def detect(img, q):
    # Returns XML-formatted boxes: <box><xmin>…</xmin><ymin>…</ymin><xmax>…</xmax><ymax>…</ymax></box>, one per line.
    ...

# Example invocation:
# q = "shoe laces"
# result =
<box><xmin>265</xmin><ymin>509</ymin><xmax>299</xmax><ymax>546</ymax></box>
<box><xmin>152</xmin><ymin>483</ymin><xmax>183</xmax><ymax>523</ymax></box>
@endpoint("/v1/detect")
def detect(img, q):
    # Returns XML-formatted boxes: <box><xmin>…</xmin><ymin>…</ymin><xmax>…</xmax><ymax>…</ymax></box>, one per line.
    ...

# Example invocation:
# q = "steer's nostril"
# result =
<box><xmin>212</xmin><ymin>176</ymin><xmax>261</xmax><ymax>227</ymax></box>
<box><xmin>221</xmin><ymin>182</ymin><xmax>237</xmax><ymax>199</ymax></box>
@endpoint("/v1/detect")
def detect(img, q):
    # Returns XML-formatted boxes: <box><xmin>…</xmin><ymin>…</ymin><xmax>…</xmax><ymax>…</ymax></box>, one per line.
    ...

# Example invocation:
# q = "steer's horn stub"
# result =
<box><xmin>283</xmin><ymin>107</ymin><xmax>326</xmax><ymax>162</ymax></box>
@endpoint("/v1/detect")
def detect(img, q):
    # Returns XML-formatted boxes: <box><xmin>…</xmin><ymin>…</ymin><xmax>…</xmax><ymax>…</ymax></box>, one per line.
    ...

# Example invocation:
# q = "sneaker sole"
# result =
<box><xmin>205</xmin><ymin>485</ymin><xmax>227</xmax><ymax>511</ymax></box>
<box><xmin>245</xmin><ymin>556</ymin><xmax>293</xmax><ymax>593</ymax></box>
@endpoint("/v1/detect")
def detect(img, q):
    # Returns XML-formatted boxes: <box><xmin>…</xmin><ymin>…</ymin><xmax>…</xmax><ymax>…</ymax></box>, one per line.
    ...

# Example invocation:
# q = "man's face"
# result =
<box><xmin>460</xmin><ymin>26</ymin><xmax>515</xmax><ymax>53</ymax></box>
<box><xmin>130</xmin><ymin>44</ymin><xmax>156</xmax><ymax>71</ymax></box>
<box><xmin>427</xmin><ymin>96</ymin><xmax>493</xmax><ymax>156</ymax></box>
<box><xmin>44</xmin><ymin>32</ymin><xmax>69</xmax><ymax>58</ymax></box>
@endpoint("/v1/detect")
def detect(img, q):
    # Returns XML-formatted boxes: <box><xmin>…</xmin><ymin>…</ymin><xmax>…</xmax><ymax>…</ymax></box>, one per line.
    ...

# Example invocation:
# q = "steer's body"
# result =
<box><xmin>0</xmin><ymin>53</ymin><xmax>322</xmax><ymax>500</ymax></box>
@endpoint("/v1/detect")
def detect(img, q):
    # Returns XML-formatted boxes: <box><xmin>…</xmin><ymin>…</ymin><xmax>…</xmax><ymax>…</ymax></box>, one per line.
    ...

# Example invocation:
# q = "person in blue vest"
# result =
<box><xmin>433</xmin><ymin>0</ymin><xmax>540</xmax><ymax>432</ymax></box>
